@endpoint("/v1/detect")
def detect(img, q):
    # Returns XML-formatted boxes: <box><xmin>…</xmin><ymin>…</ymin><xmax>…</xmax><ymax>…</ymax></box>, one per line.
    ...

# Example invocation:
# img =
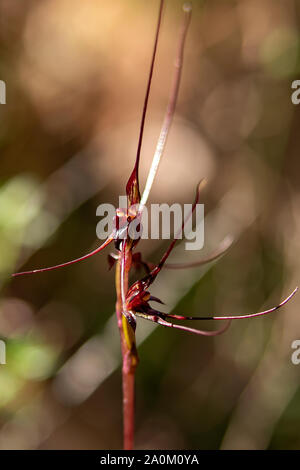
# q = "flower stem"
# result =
<box><xmin>115</xmin><ymin>246</ymin><xmax>138</xmax><ymax>450</ymax></box>
<box><xmin>122</xmin><ymin>356</ymin><xmax>136</xmax><ymax>450</ymax></box>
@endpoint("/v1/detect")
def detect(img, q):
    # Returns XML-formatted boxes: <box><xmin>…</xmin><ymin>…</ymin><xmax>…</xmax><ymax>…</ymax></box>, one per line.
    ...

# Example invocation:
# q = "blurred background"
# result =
<box><xmin>0</xmin><ymin>0</ymin><xmax>300</xmax><ymax>450</ymax></box>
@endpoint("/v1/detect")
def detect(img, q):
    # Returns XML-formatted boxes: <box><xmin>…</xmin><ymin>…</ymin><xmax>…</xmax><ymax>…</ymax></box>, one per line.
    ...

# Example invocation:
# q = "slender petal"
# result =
<box><xmin>12</xmin><ymin>235</ymin><xmax>114</xmax><ymax>276</ymax></box>
<box><xmin>142</xmin><ymin>180</ymin><xmax>205</xmax><ymax>287</ymax></box>
<box><xmin>126</xmin><ymin>0</ymin><xmax>164</xmax><ymax>206</ymax></box>
<box><xmin>163</xmin><ymin>287</ymin><xmax>298</xmax><ymax>321</ymax></box>
<box><xmin>149</xmin><ymin>316</ymin><xmax>231</xmax><ymax>336</ymax></box>
<box><xmin>163</xmin><ymin>235</ymin><xmax>234</xmax><ymax>269</ymax></box>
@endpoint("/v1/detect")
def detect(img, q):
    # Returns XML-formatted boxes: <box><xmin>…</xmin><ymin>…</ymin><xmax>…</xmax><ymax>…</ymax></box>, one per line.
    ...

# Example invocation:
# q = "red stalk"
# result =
<box><xmin>115</xmin><ymin>245</ymin><xmax>137</xmax><ymax>450</ymax></box>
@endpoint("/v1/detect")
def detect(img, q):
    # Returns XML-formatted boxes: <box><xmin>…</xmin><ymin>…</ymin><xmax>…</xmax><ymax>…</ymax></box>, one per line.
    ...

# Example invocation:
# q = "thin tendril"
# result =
<box><xmin>163</xmin><ymin>235</ymin><xmax>233</xmax><ymax>269</ymax></box>
<box><xmin>162</xmin><ymin>287</ymin><xmax>298</xmax><ymax>321</ymax></box>
<box><xmin>140</xmin><ymin>3</ymin><xmax>192</xmax><ymax>207</ymax></box>
<box><xmin>12</xmin><ymin>235</ymin><xmax>114</xmax><ymax>277</ymax></box>
<box><xmin>126</xmin><ymin>0</ymin><xmax>164</xmax><ymax>199</ymax></box>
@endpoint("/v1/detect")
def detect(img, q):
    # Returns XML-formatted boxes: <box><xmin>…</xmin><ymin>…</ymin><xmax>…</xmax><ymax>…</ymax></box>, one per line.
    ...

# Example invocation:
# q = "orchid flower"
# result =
<box><xmin>12</xmin><ymin>0</ymin><xmax>297</xmax><ymax>450</ymax></box>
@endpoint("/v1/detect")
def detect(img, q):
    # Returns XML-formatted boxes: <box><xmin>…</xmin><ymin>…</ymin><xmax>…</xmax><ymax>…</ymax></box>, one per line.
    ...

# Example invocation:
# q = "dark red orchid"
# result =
<box><xmin>12</xmin><ymin>0</ymin><xmax>297</xmax><ymax>334</ymax></box>
<box><xmin>11</xmin><ymin>0</ymin><xmax>298</xmax><ymax>450</ymax></box>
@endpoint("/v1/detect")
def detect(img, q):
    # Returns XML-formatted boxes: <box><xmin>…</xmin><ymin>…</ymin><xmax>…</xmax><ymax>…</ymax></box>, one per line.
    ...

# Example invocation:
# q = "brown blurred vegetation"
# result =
<box><xmin>0</xmin><ymin>0</ymin><xmax>300</xmax><ymax>449</ymax></box>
